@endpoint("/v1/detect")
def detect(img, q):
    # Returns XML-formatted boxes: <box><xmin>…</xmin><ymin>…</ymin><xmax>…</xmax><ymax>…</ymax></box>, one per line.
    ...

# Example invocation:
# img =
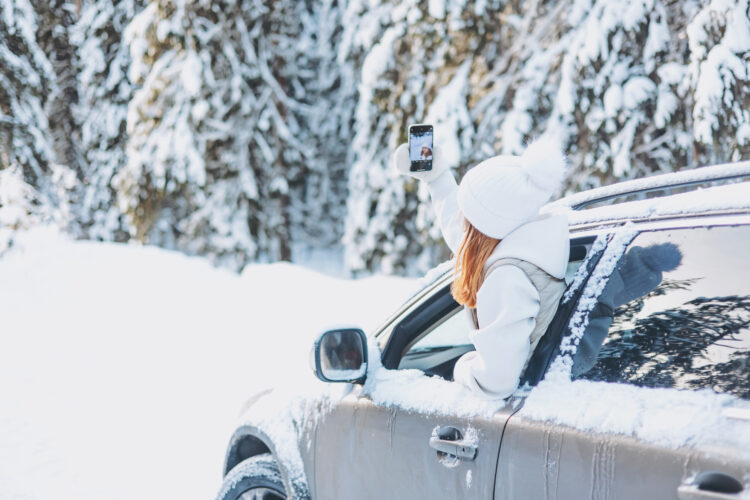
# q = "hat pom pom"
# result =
<box><xmin>521</xmin><ymin>135</ymin><xmax>567</xmax><ymax>196</ymax></box>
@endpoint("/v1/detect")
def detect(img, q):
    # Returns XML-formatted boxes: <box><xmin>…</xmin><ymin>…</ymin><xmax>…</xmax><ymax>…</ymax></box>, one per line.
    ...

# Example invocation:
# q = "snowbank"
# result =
<box><xmin>0</xmin><ymin>227</ymin><xmax>416</xmax><ymax>500</ymax></box>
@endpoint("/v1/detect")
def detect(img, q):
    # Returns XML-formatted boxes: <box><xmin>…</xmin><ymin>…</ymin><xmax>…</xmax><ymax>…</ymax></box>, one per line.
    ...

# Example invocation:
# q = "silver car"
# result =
<box><xmin>217</xmin><ymin>162</ymin><xmax>750</xmax><ymax>500</ymax></box>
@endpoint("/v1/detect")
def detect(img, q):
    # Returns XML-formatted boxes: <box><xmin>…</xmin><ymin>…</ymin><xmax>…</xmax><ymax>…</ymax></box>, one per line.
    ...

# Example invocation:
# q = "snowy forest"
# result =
<box><xmin>1</xmin><ymin>0</ymin><xmax>749</xmax><ymax>276</ymax></box>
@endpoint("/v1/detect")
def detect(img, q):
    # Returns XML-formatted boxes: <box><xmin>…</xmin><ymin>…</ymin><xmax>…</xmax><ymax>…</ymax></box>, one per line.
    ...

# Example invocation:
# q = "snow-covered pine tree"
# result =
<box><xmin>685</xmin><ymin>0</ymin><xmax>750</xmax><ymax>165</ymax></box>
<box><xmin>496</xmin><ymin>0</ymin><xmax>682</xmax><ymax>188</ymax></box>
<box><xmin>506</xmin><ymin>0</ymin><xmax>750</xmax><ymax>189</ymax></box>
<box><xmin>33</xmin><ymin>0</ymin><xmax>82</xmax><ymax>180</ymax></box>
<box><xmin>120</xmin><ymin>0</ymin><xmax>260</xmax><ymax>267</ymax></box>
<box><xmin>248</xmin><ymin>0</ymin><xmax>355</xmax><ymax>261</ymax></box>
<box><xmin>0</xmin><ymin>0</ymin><xmax>72</xmax><ymax>247</ymax></box>
<box><xmin>72</xmin><ymin>0</ymin><xmax>143</xmax><ymax>241</ymax></box>
<box><xmin>0</xmin><ymin>163</ymin><xmax>43</xmax><ymax>250</ymax></box>
<box><xmin>290</xmin><ymin>0</ymin><xmax>357</xmax><ymax>255</ymax></box>
<box><xmin>342</xmin><ymin>0</ymin><xmax>504</xmax><ymax>275</ymax></box>
<box><xmin>343</xmin><ymin>0</ymin><xmax>750</xmax><ymax>275</ymax></box>
<box><xmin>120</xmin><ymin>0</ymin><xmax>351</xmax><ymax>269</ymax></box>
<box><xmin>0</xmin><ymin>0</ymin><xmax>55</xmax><ymax>181</ymax></box>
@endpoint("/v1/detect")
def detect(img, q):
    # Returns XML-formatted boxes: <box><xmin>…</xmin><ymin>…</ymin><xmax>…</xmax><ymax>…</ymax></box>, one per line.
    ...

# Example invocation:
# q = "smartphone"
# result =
<box><xmin>408</xmin><ymin>124</ymin><xmax>433</xmax><ymax>172</ymax></box>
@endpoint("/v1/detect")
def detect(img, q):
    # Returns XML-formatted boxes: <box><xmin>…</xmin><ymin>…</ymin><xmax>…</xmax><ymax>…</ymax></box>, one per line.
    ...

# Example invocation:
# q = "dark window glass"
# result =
<box><xmin>573</xmin><ymin>225</ymin><xmax>750</xmax><ymax>400</ymax></box>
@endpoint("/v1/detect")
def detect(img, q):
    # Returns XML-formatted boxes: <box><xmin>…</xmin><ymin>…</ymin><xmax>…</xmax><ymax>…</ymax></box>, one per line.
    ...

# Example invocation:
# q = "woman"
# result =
<box><xmin>393</xmin><ymin>136</ymin><xmax>569</xmax><ymax>398</ymax></box>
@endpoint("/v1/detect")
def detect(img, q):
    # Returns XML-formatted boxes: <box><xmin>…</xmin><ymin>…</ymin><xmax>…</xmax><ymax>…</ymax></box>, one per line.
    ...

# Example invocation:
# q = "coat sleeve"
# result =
<box><xmin>425</xmin><ymin>169</ymin><xmax>463</xmax><ymax>254</ymax></box>
<box><xmin>453</xmin><ymin>265</ymin><xmax>540</xmax><ymax>399</ymax></box>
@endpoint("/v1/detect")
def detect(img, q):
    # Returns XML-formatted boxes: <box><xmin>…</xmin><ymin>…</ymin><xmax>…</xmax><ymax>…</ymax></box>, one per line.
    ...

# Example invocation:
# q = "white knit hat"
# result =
<box><xmin>457</xmin><ymin>136</ymin><xmax>567</xmax><ymax>239</ymax></box>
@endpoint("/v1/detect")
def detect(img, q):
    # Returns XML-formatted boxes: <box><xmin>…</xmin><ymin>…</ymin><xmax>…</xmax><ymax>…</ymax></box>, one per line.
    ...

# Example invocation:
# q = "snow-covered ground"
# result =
<box><xmin>0</xmin><ymin>228</ymin><xmax>416</xmax><ymax>500</ymax></box>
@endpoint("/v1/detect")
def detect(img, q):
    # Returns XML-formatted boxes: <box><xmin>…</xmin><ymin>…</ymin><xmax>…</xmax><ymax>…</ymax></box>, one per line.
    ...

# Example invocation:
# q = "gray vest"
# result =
<box><xmin>468</xmin><ymin>257</ymin><xmax>566</xmax><ymax>366</ymax></box>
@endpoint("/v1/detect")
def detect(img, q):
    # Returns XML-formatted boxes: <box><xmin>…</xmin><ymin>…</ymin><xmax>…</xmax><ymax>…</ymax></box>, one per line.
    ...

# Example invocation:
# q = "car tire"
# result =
<box><xmin>217</xmin><ymin>453</ymin><xmax>287</xmax><ymax>500</ymax></box>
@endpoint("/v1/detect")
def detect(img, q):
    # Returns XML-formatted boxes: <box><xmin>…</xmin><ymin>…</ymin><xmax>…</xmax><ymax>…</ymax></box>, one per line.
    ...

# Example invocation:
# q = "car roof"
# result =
<box><xmin>544</xmin><ymin>161</ymin><xmax>750</xmax><ymax>232</ymax></box>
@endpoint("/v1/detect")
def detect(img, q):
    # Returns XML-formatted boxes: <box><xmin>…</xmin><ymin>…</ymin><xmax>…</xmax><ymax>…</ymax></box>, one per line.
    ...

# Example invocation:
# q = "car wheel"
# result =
<box><xmin>217</xmin><ymin>453</ymin><xmax>287</xmax><ymax>500</ymax></box>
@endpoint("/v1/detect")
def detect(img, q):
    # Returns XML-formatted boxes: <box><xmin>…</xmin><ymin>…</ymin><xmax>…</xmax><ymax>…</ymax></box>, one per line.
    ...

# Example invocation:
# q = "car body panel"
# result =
<box><xmin>225</xmin><ymin>388</ymin><xmax>323</xmax><ymax>500</ymax></box>
<box><xmin>497</xmin><ymin>414</ymin><xmax>750</xmax><ymax>499</ymax></box>
<box><xmin>314</xmin><ymin>386</ymin><xmax>517</xmax><ymax>499</ymax></box>
<box><xmin>495</xmin><ymin>215</ymin><xmax>750</xmax><ymax>500</ymax></box>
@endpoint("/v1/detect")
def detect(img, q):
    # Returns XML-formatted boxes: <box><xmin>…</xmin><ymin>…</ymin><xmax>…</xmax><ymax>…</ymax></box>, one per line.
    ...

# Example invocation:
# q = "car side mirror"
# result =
<box><xmin>311</xmin><ymin>328</ymin><xmax>368</xmax><ymax>384</ymax></box>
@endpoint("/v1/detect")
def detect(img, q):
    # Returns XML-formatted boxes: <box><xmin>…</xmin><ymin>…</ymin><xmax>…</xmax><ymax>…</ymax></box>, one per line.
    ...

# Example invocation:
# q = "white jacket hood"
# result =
<box><xmin>484</xmin><ymin>213</ymin><xmax>569</xmax><ymax>280</ymax></box>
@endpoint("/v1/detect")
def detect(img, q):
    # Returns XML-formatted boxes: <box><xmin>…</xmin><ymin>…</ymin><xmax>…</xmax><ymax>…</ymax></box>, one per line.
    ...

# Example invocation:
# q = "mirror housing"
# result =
<box><xmin>312</xmin><ymin>327</ymin><xmax>368</xmax><ymax>384</ymax></box>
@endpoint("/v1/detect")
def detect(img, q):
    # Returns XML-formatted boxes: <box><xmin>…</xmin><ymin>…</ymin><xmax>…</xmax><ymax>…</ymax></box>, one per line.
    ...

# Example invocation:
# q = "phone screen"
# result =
<box><xmin>409</xmin><ymin>124</ymin><xmax>433</xmax><ymax>172</ymax></box>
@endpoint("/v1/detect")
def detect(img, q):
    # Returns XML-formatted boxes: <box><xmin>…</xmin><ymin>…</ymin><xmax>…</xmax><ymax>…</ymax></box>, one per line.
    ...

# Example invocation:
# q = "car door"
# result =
<box><xmin>497</xmin><ymin>219</ymin><xmax>750</xmax><ymax>499</ymax></box>
<box><xmin>313</xmin><ymin>236</ymin><xmax>600</xmax><ymax>499</ymax></box>
<box><xmin>313</xmin><ymin>277</ymin><xmax>515</xmax><ymax>499</ymax></box>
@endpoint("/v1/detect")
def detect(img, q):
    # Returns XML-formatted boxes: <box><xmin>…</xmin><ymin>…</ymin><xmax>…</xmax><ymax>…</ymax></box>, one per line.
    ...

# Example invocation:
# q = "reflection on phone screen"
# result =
<box><xmin>409</xmin><ymin>131</ymin><xmax>433</xmax><ymax>162</ymax></box>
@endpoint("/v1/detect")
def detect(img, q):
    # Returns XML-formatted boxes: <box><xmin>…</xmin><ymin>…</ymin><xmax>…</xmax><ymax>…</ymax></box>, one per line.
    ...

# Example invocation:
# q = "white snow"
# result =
<box><xmin>0</xmin><ymin>228</ymin><xmax>417</xmax><ymax>500</ymax></box>
<box><xmin>428</xmin><ymin>0</ymin><xmax>446</xmax><ymax>19</ymax></box>
<box><xmin>549</xmin><ymin>161</ymin><xmax>750</xmax><ymax>216</ymax></box>
<box><xmin>553</xmin><ymin>224</ymin><xmax>638</xmax><ymax>373</ymax></box>
<box><xmin>360</xmin><ymin>26</ymin><xmax>401</xmax><ymax>87</ymax></box>
<box><xmin>321</xmin><ymin>368</ymin><xmax>366</xmax><ymax>380</ymax></box>
<box><xmin>522</xmin><ymin>378</ymin><xmax>750</xmax><ymax>454</ymax></box>
<box><xmin>358</xmin><ymin>344</ymin><xmax>506</xmax><ymax>418</ymax></box>
<box><xmin>558</xmin><ymin>180</ymin><xmax>750</xmax><ymax>228</ymax></box>
<box><xmin>561</xmin><ymin>233</ymin><xmax>608</xmax><ymax>304</ymax></box>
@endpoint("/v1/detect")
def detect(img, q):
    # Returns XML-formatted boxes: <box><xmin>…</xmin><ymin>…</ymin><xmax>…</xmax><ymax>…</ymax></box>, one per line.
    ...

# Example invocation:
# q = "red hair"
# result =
<box><xmin>451</xmin><ymin>223</ymin><xmax>500</xmax><ymax>308</ymax></box>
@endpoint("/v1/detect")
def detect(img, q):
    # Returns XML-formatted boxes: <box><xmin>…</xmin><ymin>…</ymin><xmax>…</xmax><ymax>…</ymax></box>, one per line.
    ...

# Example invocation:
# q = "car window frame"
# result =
<box><xmin>371</xmin><ymin>262</ymin><xmax>454</xmax><ymax>343</ymax></box>
<box><xmin>379</xmin><ymin>282</ymin><xmax>458</xmax><ymax>369</ymax></box>
<box><xmin>547</xmin><ymin>213</ymin><xmax>750</xmax><ymax>390</ymax></box>
<box><xmin>379</xmin><ymin>234</ymin><xmax>608</xmax><ymax>375</ymax></box>
<box><xmin>568</xmin><ymin>217</ymin><xmax>750</xmax><ymax>395</ymax></box>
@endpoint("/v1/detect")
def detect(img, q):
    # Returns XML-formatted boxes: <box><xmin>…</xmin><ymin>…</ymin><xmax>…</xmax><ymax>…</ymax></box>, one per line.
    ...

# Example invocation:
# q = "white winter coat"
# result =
<box><xmin>426</xmin><ymin>169</ymin><xmax>570</xmax><ymax>399</ymax></box>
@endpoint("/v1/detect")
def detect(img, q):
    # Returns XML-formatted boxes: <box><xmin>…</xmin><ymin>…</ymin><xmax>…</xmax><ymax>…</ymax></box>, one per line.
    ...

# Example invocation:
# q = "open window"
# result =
<box><xmin>384</xmin><ymin>236</ymin><xmax>602</xmax><ymax>380</ymax></box>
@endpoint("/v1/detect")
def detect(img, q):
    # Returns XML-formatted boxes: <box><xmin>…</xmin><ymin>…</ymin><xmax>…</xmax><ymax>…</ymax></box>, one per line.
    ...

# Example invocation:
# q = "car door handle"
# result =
<box><xmin>428</xmin><ymin>436</ymin><xmax>477</xmax><ymax>460</ymax></box>
<box><xmin>677</xmin><ymin>471</ymin><xmax>745</xmax><ymax>500</ymax></box>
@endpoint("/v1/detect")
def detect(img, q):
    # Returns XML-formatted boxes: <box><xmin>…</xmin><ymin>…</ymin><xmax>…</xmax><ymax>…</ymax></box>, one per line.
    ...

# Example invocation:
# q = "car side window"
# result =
<box><xmin>403</xmin><ymin>307</ymin><xmax>469</xmax><ymax>352</ymax></box>
<box><xmin>573</xmin><ymin>224</ymin><xmax>750</xmax><ymax>400</ymax></box>
<box><xmin>391</xmin><ymin>236</ymin><xmax>599</xmax><ymax>379</ymax></box>
<box><xmin>397</xmin><ymin>305</ymin><xmax>471</xmax><ymax>376</ymax></box>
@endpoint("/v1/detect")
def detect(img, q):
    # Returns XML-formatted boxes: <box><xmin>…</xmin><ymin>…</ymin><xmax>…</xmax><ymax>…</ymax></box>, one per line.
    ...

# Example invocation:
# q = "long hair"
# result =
<box><xmin>451</xmin><ymin>222</ymin><xmax>500</xmax><ymax>308</ymax></box>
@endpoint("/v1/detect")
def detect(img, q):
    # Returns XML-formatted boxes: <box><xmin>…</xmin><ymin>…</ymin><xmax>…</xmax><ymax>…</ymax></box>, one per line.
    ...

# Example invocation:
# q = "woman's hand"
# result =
<box><xmin>391</xmin><ymin>143</ymin><xmax>451</xmax><ymax>183</ymax></box>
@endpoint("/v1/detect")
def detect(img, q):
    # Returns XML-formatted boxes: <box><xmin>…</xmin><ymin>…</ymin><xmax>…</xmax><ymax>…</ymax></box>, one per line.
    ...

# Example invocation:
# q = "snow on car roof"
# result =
<box><xmin>545</xmin><ymin>166</ymin><xmax>750</xmax><ymax>228</ymax></box>
<box><xmin>554</xmin><ymin>160</ymin><xmax>750</xmax><ymax>210</ymax></box>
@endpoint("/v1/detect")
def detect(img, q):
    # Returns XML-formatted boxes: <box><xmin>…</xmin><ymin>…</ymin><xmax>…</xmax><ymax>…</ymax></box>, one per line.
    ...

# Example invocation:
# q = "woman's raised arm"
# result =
<box><xmin>392</xmin><ymin>144</ymin><xmax>463</xmax><ymax>253</ymax></box>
